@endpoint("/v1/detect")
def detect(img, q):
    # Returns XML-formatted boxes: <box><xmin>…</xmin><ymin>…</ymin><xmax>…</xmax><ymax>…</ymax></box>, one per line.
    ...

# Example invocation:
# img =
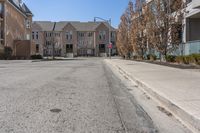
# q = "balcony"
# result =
<box><xmin>183</xmin><ymin>40</ymin><xmax>200</xmax><ymax>55</ymax></box>
<box><xmin>192</xmin><ymin>0</ymin><xmax>200</xmax><ymax>9</ymax></box>
<box><xmin>186</xmin><ymin>0</ymin><xmax>200</xmax><ymax>18</ymax></box>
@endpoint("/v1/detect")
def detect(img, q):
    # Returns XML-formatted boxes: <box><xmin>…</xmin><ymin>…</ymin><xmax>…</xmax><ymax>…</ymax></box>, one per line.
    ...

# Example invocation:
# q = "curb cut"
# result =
<box><xmin>105</xmin><ymin>60</ymin><xmax>200</xmax><ymax>133</ymax></box>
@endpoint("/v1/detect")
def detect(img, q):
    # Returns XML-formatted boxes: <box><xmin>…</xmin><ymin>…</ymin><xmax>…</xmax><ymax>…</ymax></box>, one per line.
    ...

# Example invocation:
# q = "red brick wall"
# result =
<box><xmin>5</xmin><ymin>1</ymin><xmax>32</xmax><ymax>50</ymax></box>
<box><xmin>14</xmin><ymin>40</ymin><xmax>34</xmax><ymax>58</ymax></box>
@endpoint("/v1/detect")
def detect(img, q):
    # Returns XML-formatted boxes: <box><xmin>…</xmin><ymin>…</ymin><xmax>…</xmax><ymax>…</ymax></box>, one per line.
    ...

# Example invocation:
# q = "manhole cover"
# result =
<box><xmin>50</xmin><ymin>108</ymin><xmax>62</xmax><ymax>113</ymax></box>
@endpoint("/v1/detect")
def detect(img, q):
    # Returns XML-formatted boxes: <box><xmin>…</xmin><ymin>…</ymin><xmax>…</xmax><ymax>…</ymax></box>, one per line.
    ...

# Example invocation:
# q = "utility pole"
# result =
<box><xmin>94</xmin><ymin>17</ymin><xmax>112</xmax><ymax>59</ymax></box>
<box><xmin>52</xmin><ymin>22</ymin><xmax>56</xmax><ymax>60</ymax></box>
<box><xmin>108</xmin><ymin>19</ymin><xmax>112</xmax><ymax>59</ymax></box>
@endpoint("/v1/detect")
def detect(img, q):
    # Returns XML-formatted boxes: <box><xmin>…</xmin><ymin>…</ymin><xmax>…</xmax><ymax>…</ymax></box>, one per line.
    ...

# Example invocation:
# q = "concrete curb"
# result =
<box><xmin>105</xmin><ymin>59</ymin><xmax>200</xmax><ymax>133</ymax></box>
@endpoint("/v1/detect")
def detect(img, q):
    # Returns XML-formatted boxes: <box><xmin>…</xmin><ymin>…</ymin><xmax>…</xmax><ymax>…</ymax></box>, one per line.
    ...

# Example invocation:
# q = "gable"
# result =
<box><xmin>32</xmin><ymin>22</ymin><xmax>43</xmax><ymax>31</ymax></box>
<box><xmin>95</xmin><ymin>23</ymin><xmax>109</xmax><ymax>31</ymax></box>
<box><xmin>63</xmin><ymin>23</ymin><xmax>76</xmax><ymax>31</ymax></box>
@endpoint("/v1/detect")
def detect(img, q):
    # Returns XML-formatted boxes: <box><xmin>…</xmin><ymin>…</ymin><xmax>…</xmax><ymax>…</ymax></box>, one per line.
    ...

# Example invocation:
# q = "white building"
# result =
<box><xmin>182</xmin><ymin>0</ymin><xmax>200</xmax><ymax>55</ymax></box>
<box><xmin>145</xmin><ymin>0</ymin><xmax>200</xmax><ymax>55</ymax></box>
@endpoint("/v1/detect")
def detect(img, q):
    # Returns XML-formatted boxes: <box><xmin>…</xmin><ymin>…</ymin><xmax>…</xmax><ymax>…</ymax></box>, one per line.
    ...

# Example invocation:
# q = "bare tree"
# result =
<box><xmin>117</xmin><ymin>14</ymin><xmax>129</xmax><ymax>58</ymax></box>
<box><xmin>130</xmin><ymin>1</ymin><xmax>148</xmax><ymax>59</ymax></box>
<box><xmin>117</xmin><ymin>1</ymin><xmax>134</xmax><ymax>59</ymax></box>
<box><xmin>146</xmin><ymin>0</ymin><xmax>185</xmax><ymax>60</ymax></box>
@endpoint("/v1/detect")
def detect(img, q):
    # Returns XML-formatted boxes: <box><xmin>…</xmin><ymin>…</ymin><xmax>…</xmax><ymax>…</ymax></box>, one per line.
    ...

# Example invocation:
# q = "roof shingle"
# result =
<box><xmin>8</xmin><ymin>0</ymin><xmax>33</xmax><ymax>16</ymax></box>
<box><xmin>35</xmin><ymin>21</ymin><xmax>116</xmax><ymax>32</ymax></box>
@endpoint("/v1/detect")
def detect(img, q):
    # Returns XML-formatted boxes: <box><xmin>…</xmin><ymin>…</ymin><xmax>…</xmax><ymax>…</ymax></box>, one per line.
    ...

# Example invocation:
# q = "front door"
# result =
<box><xmin>99</xmin><ymin>44</ymin><xmax>105</xmax><ymax>53</ymax></box>
<box><xmin>66</xmin><ymin>44</ymin><xmax>73</xmax><ymax>53</ymax></box>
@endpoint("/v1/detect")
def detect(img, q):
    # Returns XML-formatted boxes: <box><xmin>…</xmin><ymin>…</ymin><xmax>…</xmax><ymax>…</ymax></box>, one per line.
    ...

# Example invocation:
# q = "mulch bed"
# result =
<box><xmin>133</xmin><ymin>60</ymin><xmax>200</xmax><ymax>69</ymax></box>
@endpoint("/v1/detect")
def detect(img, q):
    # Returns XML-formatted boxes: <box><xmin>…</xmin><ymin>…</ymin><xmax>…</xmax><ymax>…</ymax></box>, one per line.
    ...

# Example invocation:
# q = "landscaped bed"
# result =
<box><xmin>127</xmin><ymin>54</ymin><xmax>200</xmax><ymax>69</ymax></box>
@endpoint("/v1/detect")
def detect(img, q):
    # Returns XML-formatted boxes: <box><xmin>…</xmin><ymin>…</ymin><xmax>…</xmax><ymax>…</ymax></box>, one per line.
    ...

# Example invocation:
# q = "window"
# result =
<box><xmin>36</xmin><ymin>32</ymin><xmax>39</xmax><ymax>40</ymax></box>
<box><xmin>79</xmin><ymin>32</ymin><xmax>84</xmax><ymax>37</ymax></box>
<box><xmin>26</xmin><ymin>19</ymin><xmax>31</xmax><ymax>28</ymax></box>
<box><xmin>99</xmin><ymin>31</ymin><xmax>106</xmax><ymax>40</ymax></box>
<box><xmin>46</xmin><ymin>32</ymin><xmax>52</xmax><ymax>37</ymax></box>
<box><xmin>88</xmin><ymin>32</ymin><xmax>93</xmax><ymax>37</ymax></box>
<box><xmin>66</xmin><ymin>31</ymin><xmax>73</xmax><ymax>40</ymax></box>
<box><xmin>46</xmin><ymin>41</ymin><xmax>51</xmax><ymax>46</ymax></box>
<box><xmin>111</xmin><ymin>32</ymin><xmax>115</xmax><ymax>39</ymax></box>
<box><xmin>32</xmin><ymin>32</ymin><xmax>34</xmax><ymax>40</ymax></box>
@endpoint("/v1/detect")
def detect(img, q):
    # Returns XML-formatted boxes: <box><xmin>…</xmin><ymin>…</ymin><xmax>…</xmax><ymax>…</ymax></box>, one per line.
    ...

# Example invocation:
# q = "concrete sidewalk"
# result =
<box><xmin>105</xmin><ymin>59</ymin><xmax>200</xmax><ymax>133</ymax></box>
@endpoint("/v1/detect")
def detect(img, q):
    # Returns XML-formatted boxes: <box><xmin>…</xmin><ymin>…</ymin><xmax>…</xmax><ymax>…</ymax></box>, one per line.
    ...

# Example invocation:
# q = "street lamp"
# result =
<box><xmin>52</xmin><ymin>22</ymin><xmax>56</xmax><ymax>59</ymax></box>
<box><xmin>94</xmin><ymin>17</ymin><xmax>112</xmax><ymax>59</ymax></box>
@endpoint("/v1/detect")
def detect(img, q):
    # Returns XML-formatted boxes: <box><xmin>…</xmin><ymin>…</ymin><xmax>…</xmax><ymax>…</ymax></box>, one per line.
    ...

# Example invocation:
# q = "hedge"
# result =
<box><xmin>165</xmin><ymin>55</ymin><xmax>176</xmax><ymax>62</ymax></box>
<box><xmin>30</xmin><ymin>55</ymin><xmax>43</xmax><ymax>59</ymax></box>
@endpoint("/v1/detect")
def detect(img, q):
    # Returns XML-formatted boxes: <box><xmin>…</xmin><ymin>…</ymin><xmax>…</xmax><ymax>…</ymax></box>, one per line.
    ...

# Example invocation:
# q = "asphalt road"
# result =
<box><xmin>0</xmin><ymin>58</ymin><xmax>157</xmax><ymax>133</ymax></box>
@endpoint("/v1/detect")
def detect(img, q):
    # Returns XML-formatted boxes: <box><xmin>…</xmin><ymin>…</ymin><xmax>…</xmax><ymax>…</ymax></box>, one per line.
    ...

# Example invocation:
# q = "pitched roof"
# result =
<box><xmin>71</xmin><ymin>22</ymin><xmax>100</xmax><ymax>31</ymax></box>
<box><xmin>54</xmin><ymin>21</ymin><xmax>116</xmax><ymax>32</ymax></box>
<box><xmin>8</xmin><ymin>0</ymin><xmax>33</xmax><ymax>16</ymax></box>
<box><xmin>33</xmin><ymin>21</ymin><xmax>116</xmax><ymax>32</ymax></box>
<box><xmin>33</xmin><ymin>21</ymin><xmax>55</xmax><ymax>31</ymax></box>
<box><xmin>21</xmin><ymin>3</ymin><xmax>32</xmax><ymax>15</ymax></box>
<box><xmin>54</xmin><ymin>21</ymin><xmax>76</xmax><ymax>31</ymax></box>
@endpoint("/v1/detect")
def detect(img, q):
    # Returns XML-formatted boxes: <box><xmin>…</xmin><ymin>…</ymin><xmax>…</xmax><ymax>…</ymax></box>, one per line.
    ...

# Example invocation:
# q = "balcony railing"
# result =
<box><xmin>177</xmin><ymin>40</ymin><xmax>200</xmax><ymax>55</ymax></box>
<box><xmin>192</xmin><ymin>0</ymin><xmax>200</xmax><ymax>9</ymax></box>
<box><xmin>185</xmin><ymin>40</ymin><xmax>200</xmax><ymax>55</ymax></box>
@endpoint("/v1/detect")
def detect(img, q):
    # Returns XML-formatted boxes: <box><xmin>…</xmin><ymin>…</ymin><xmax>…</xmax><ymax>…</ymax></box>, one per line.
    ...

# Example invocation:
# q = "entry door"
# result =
<box><xmin>66</xmin><ymin>44</ymin><xmax>73</xmax><ymax>53</ymax></box>
<box><xmin>99</xmin><ymin>44</ymin><xmax>106</xmax><ymax>53</ymax></box>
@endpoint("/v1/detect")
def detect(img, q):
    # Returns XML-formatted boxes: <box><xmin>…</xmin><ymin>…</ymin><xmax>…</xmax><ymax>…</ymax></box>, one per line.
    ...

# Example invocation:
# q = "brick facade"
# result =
<box><xmin>32</xmin><ymin>21</ymin><xmax>117</xmax><ymax>57</ymax></box>
<box><xmin>0</xmin><ymin>0</ymin><xmax>33</xmax><ymax>58</ymax></box>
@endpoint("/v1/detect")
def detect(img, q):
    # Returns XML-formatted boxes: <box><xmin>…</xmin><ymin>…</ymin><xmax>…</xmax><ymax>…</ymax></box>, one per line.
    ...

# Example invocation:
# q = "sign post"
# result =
<box><xmin>108</xmin><ymin>42</ymin><xmax>112</xmax><ymax>59</ymax></box>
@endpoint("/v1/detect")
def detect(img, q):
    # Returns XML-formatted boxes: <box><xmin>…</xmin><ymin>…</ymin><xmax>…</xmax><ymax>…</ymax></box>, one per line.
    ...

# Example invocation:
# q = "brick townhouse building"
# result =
<box><xmin>32</xmin><ymin>21</ymin><xmax>117</xmax><ymax>57</ymax></box>
<box><xmin>0</xmin><ymin>0</ymin><xmax>33</xmax><ymax>58</ymax></box>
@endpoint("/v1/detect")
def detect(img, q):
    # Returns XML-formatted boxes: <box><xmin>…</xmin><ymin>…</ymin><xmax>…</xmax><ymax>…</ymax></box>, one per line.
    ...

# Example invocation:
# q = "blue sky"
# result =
<box><xmin>24</xmin><ymin>0</ymin><xmax>131</xmax><ymax>28</ymax></box>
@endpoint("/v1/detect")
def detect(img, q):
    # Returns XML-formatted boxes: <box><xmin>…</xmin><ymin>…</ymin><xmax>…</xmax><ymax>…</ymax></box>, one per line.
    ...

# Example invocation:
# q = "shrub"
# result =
<box><xmin>176</xmin><ymin>54</ymin><xmax>200</xmax><ymax>65</ymax></box>
<box><xmin>150</xmin><ymin>54</ymin><xmax>157</xmax><ymax>61</ymax></box>
<box><xmin>31</xmin><ymin>54</ymin><xmax>43</xmax><ymax>59</ymax></box>
<box><xmin>183</xmin><ymin>56</ymin><xmax>190</xmax><ymax>64</ymax></box>
<box><xmin>191</xmin><ymin>54</ymin><xmax>200</xmax><ymax>65</ymax></box>
<box><xmin>146</xmin><ymin>54</ymin><xmax>150</xmax><ymax>60</ymax></box>
<box><xmin>4</xmin><ymin>47</ymin><xmax>13</xmax><ymax>60</ymax></box>
<box><xmin>165</xmin><ymin>55</ymin><xmax>176</xmax><ymax>62</ymax></box>
<box><xmin>133</xmin><ymin>55</ymin><xmax>138</xmax><ymax>60</ymax></box>
<box><xmin>0</xmin><ymin>47</ymin><xmax>13</xmax><ymax>60</ymax></box>
<box><xmin>176</xmin><ymin>56</ymin><xmax>184</xmax><ymax>64</ymax></box>
<box><xmin>147</xmin><ymin>54</ymin><xmax>157</xmax><ymax>61</ymax></box>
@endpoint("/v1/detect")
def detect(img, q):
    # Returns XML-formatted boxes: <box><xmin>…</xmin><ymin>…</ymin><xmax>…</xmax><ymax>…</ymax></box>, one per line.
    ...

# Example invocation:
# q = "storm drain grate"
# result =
<box><xmin>50</xmin><ymin>108</ymin><xmax>62</xmax><ymax>113</ymax></box>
